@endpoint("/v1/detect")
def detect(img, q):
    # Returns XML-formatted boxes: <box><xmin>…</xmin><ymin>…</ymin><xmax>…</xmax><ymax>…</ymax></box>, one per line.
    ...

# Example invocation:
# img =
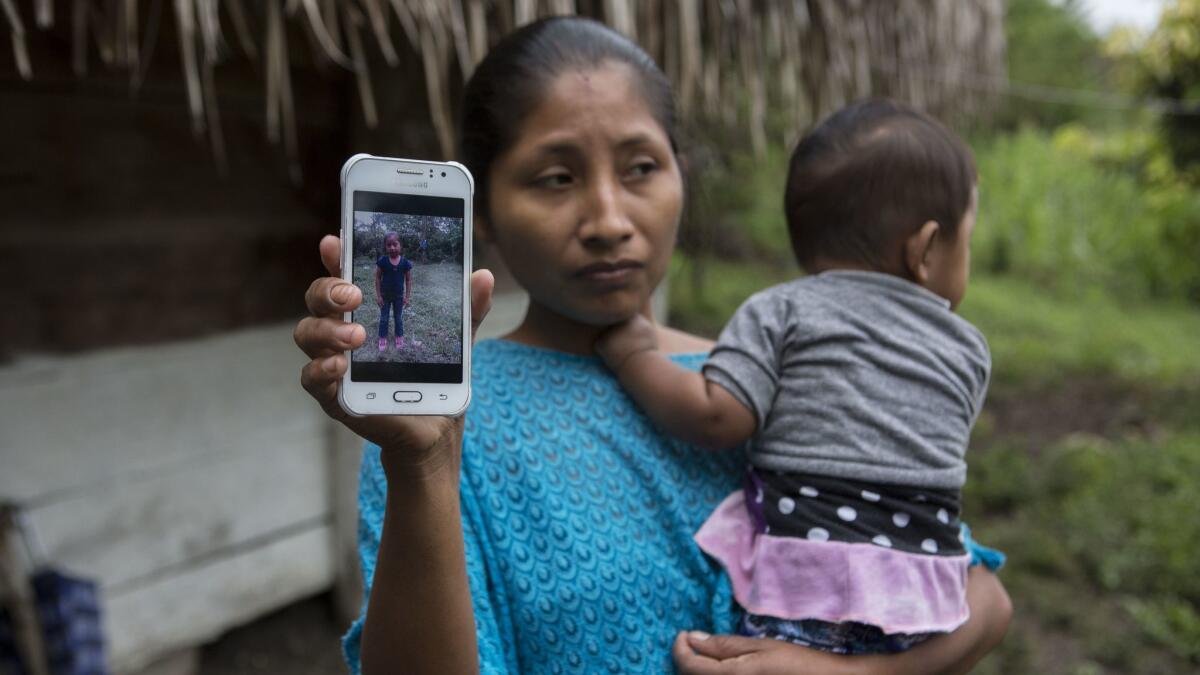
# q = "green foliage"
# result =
<box><xmin>668</xmin><ymin>253</ymin><xmax>795</xmax><ymax>338</ymax></box>
<box><xmin>681</xmin><ymin>144</ymin><xmax>793</xmax><ymax>263</ymax></box>
<box><xmin>1125</xmin><ymin>597</ymin><xmax>1200</xmax><ymax>662</ymax></box>
<box><xmin>998</xmin><ymin>0</ymin><xmax>1118</xmax><ymax>130</ymax></box>
<box><xmin>972</xmin><ymin>126</ymin><xmax>1200</xmax><ymax>302</ymax></box>
<box><xmin>352</xmin><ymin>212</ymin><xmax>464</xmax><ymax>264</ymax></box>
<box><xmin>958</xmin><ymin>275</ymin><xmax>1200</xmax><ymax>388</ymax></box>
<box><xmin>1104</xmin><ymin>0</ymin><xmax>1200</xmax><ymax>168</ymax></box>
<box><xmin>965</xmin><ymin>431</ymin><xmax>1200</xmax><ymax>669</ymax></box>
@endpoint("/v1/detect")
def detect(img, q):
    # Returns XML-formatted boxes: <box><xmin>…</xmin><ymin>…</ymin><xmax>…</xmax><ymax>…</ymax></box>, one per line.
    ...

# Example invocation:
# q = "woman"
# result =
<box><xmin>295</xmin><ymin>17</ymin><xmax>1011</xmax><ymax>674</ymax></box>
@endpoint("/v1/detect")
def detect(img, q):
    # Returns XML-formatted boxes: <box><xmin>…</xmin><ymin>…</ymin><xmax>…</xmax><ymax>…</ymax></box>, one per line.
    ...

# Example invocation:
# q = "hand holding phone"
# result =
<box><xmin>337</xmin><ymin>154</ymin><xmax>475</xmax><ymax>416</ymax></box>
<box><xmin>294</xmin><ymin>235</ymin><xmax>495</xmax><ymax>473</ymax></box>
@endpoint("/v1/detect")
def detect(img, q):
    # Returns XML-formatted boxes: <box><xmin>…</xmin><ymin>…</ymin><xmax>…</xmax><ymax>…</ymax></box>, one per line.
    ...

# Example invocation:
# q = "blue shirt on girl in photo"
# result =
<box><xmin>377</xmin><ymin>256</ymin><xmax>413</xmax><ymax>300</ymax></box>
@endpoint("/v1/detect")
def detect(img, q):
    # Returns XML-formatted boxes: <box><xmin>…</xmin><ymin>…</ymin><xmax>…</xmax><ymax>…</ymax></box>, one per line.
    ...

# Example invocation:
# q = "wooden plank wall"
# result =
<box><xmin>0</xmin><ymin>29</ymin><xmax>443</xmax><ymax>673</ymax></box>
<box><xmin>0</xmin><ymin>324</ymin><xmax>333</xmax><ymax>672</ymax></box>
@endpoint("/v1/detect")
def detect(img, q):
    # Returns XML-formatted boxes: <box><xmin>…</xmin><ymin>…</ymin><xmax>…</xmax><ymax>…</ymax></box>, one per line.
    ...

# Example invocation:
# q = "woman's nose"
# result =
<box><xmin>579</xmin><ymin>177</ymin><xmax>634</xmax><ymax>248</ymax></box>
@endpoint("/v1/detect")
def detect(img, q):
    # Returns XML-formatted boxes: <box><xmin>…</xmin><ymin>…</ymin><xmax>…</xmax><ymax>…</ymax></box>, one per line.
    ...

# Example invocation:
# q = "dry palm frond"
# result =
<box><xmin>345</xmin><ymin>3</ymin><xmax>378</xmax><ymax>129</ymax></box>
<box><xmin>1</xmin><ymin>0</ymin><xmax>31</xmax><ymax>80</ymax></box>
<box><xmin>6</xmin><ymin>0</ymin><xmax>1005</xmax><ymax>177</ymax></box>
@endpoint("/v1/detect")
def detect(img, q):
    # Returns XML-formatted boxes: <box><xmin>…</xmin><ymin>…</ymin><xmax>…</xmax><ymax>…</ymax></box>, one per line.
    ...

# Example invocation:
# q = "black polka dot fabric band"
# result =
<box><xmin>744</xmin><ymin>468</ymin><xmax>965</xmax><ymax>556</ymax></box>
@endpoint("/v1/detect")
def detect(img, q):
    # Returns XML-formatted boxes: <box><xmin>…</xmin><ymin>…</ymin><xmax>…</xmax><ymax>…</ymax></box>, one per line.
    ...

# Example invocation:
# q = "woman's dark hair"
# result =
<box><xmin>459</xmin><ymin>17</ymin><xmax>677</xmax><ymax>218</ymax></box>
<box><xmin>783</xmin><ymin>98</ymin><xmax>976</xmax><ymax>272</ymax></box>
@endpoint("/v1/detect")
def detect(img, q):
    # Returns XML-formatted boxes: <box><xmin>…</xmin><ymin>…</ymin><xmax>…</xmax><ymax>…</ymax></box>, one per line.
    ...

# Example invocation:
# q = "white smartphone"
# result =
<box><xmin>338</xmin><ymin>154</ymin><xmax>474</xmax><ymax>416</ymax></box>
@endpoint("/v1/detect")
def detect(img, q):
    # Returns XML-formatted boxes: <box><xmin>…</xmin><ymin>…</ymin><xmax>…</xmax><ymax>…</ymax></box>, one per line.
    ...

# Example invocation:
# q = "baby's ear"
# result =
<box><xmin>904</xmin><ymin>220</ymin><xmax>941</xmax><ymax>284</ymax></box>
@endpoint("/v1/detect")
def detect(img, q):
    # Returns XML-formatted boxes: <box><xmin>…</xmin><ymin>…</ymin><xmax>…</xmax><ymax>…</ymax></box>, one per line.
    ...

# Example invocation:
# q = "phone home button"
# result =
<box><xmin>393</xmin><ymin>391</ymin><xmax>423</xmax><ymax>403</ymax></box>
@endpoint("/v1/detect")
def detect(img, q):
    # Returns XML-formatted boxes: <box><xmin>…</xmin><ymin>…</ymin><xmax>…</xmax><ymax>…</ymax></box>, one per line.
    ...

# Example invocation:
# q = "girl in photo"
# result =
<box><xmin>375</xmin><ymin>231</ymin><xmax>413</xmax><ymax>352</ymax></box>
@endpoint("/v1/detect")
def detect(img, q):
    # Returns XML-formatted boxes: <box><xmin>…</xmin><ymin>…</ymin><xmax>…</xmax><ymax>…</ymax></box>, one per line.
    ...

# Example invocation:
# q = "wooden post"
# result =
<box><xmin>0</xmin><ymin>505</ymin><xmax>50</xmax><ymax>675</ymax></box>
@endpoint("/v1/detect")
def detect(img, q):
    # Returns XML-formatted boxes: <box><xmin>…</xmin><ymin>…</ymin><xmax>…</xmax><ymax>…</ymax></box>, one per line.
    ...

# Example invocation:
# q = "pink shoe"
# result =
<box><xmin>377</xmin><ymin>338</ymin><xmax>387</xmax><ymax>351</ymax></box>
<box><xmin>395</xmin><ymin>336</ymin><xmax>405</xmax><ymax>350</ymax></box>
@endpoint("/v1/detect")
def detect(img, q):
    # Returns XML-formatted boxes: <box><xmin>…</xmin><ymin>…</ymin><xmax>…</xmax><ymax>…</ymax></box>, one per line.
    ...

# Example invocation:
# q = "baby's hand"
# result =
<box><xmin>376</xmin><ymin>296</ymin><xmax>384</xmax><ymax>307</ymax></box>
<box><xmin>596</xmin><ymin>315</ymin><xmax>659</xmax><ymax>373</ymax></box>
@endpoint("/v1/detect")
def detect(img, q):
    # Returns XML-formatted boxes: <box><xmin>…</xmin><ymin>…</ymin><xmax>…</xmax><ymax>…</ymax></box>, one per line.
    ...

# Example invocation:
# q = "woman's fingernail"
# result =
<box><xmin>322</xmin><ymin>357</ymin><xmax>339</xmax><ymax>373</ymax></box>
<box><xmin>336</xmin><ymin>325</ymin><xmax>357</xmax><ymax>342</ymax></box>
<box><xmin>689</xmin><ymin>631</ymin><xmax>710</xmax><ymax>641</ymax></box>
<box><xmin>330</xmin><ymin>284</ymin><xmax>353</xmax><ymax>304</ymax></box>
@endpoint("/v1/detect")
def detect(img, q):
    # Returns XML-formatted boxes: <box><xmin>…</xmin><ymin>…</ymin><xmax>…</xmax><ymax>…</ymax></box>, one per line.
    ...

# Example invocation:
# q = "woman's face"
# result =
<box><xmin>482</xmin><ymin>62</ymin><xmax>683</xmax><ymax>327</ymax></box>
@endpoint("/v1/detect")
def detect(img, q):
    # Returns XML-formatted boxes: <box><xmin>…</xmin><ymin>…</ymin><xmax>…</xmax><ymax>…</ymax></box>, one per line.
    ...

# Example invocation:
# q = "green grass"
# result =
<box><xmin>959</xmin><ymin>275</ymin><xmax>1200</xmax><ymax>389</ymax></box>
<box><xmin>966</xmin><ymin>432</ymin><xmax>1200</xmax><ymax>674</ymax></box>
<box><xmin>351</xmin><ymin>260</ymin><xmax>464</xmax><ymax>364</ymax></box>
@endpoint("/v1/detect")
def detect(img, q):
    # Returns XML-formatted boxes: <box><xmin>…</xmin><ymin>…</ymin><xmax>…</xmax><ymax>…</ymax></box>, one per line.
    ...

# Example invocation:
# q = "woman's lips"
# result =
<box><xmin>574</xmin><ymin>260</ymin><xmax>644</xmax><ymax>285</ymax></box>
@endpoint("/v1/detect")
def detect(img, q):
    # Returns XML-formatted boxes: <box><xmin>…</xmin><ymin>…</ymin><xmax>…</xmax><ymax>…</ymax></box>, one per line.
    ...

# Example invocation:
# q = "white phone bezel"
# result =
<box><xmin>338</xmin><ymin>154</ymin><xmax>474</xmax><ymax>416</ymax></box>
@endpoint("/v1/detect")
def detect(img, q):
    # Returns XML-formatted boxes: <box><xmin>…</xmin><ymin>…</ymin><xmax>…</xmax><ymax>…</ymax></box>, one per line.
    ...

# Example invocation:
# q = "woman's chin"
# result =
<box><xmin>567</xmin><ymin>297</ymin><xmax>648</xmax><ymax>328</ymax></box>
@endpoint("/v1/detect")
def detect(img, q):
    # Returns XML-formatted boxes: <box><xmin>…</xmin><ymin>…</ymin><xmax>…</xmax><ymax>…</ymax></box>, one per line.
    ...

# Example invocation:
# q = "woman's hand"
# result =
<box><xmin>294</xmin><ymin>235</ymin><xmax>494</xmax><ymax>480</ymax></box>
<box><xmin>673</xmin><ymin>632</ymin><xmax>862</xmax><ymax>675</ymax></box>
<box><xmin>674</xmin><ymin>567</ymin><xmax>1012</xmax><ymax>675</ymax></box>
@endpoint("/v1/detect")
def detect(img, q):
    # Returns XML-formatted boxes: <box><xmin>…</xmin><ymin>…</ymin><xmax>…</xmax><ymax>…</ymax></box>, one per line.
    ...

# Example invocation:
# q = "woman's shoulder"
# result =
<box><xmin>471</xmin><ymin>334</ymin><xmax>710</xmax><ymax>380</ymax></box>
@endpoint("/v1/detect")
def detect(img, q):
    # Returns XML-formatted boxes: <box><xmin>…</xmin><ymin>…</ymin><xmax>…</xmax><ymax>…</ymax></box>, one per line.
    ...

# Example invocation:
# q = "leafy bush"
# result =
<box><xmin>972</xmin><ymin>126</ymin><xmax>1200</xmax><ymax>302</ymax></box>
<box><xmin>958</xmin><ymin>275</ymin><xmax>1200</xmax><ymax>387</ymax></box>
<box><xmin>966</xmin><ymin>432</ymin><xmax>1200</xmax><ymax>667</ymax></box>
<box><xmin>997</xmin><ymin>0</ymin><xmax>1120</xmax><ymax>131</ymax></box>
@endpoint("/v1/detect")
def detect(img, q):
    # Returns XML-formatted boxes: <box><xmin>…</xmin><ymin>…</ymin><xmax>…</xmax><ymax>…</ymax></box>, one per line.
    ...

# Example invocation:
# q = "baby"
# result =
<box><xmin>597</xmin><ymin>99</ymin><xmax>992</xmax><ymax>654</ymax></box>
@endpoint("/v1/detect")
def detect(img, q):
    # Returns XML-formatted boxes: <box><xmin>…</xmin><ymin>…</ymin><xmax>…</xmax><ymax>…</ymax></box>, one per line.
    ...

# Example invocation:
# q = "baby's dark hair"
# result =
<box><xmin>383</xmin><ymin>231</ymin><xmax>401</xmax><ymax>246</ymax></box>
<box><xmin>784</xmin><ymin>98</ymin><xmax>976</xmax><ymax>272</ymax></box>
<box><xmin>459</xmin><ymin>16</ymin><xmax>677</xmax><ymax>219</ymax></box>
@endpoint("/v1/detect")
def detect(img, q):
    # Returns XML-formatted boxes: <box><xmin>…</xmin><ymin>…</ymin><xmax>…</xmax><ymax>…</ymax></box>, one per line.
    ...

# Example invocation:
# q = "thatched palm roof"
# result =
<box><xmin>3</xmin><ymin>0</ymin><xmax>1005</xmax><ymax>177</ymax></box>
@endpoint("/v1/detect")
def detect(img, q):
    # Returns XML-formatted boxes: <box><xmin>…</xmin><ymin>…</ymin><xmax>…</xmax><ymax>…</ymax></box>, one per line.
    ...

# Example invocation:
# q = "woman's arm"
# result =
<box><xmin>674</xmin><ymin>567</ymin><xmax>1012</xmax><ymax>675</ymax></box>
<box><xmin>295</xmin><ymin>236</ymin><xmax>495</xmax><ymax>674</ymax></box>
<box><xmin>855</xmin><ymin>566</ymin><xmax>1011</xmax><ymax>675</ymax></box>
<box><xmin>360</xmin><ymin>436</ymin><xmax>479</xmax><ymax>675</ymax></box>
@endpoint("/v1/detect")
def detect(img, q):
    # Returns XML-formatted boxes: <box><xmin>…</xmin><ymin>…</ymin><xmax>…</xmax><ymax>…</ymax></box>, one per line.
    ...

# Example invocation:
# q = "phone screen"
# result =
<box><xmin>350</xmin><ymin>190</ymin><xmax>465</xmax><ymax>383</ymax></box>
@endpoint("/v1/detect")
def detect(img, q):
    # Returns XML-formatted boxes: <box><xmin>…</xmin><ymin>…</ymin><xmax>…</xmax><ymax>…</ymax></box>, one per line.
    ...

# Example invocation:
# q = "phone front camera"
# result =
<box><xmin>441</xmin><ymin>171</ymin><xmax>447</xmax><ymax>177</ymax></box>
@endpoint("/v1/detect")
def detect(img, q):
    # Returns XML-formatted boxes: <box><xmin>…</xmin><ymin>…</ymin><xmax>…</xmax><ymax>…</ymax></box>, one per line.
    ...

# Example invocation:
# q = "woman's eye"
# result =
<box><xmin>627</xmin><ymin>160</ymin><xmax>658</xmax><ymax>179</ymax></box>
<box><xmin>534</xmin><ymin>172</ymin><xmax>573</xmax><ymax>188</ymax></box>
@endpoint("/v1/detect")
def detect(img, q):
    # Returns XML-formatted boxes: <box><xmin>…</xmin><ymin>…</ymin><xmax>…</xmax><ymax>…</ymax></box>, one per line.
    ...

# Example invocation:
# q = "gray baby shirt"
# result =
<box><xmin>704</xmin><ymin>270</ymin><xmax>991</xmax><ymax>490</ymax></box>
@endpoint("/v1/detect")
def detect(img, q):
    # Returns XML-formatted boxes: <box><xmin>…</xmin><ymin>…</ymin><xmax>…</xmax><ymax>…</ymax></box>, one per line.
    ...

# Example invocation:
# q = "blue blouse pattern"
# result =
<box><xmin>344</xmin><ymin>340</ymin><xmax>743</xmax><ymax>674</ymax></box>
<box><xmin>342</xmin><ymin>339</ymin><xmax>1003</xmax><ymax>673</ymax></box>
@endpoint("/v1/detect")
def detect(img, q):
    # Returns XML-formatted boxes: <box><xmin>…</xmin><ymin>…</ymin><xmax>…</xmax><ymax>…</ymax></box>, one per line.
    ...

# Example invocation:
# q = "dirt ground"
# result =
<box><xmin>197</xmin><ymin>593</ymin><xmax>348</xmax><ymax>675</ymax></box>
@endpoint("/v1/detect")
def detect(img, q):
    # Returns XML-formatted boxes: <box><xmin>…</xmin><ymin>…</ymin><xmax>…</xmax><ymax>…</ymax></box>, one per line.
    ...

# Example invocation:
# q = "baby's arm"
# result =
<box><xmin>597</xmin><ymin>316</ymin><xmax>756</xmax><ymax>450</ymax></box>
<box><xmin>404</xmin><ymin>269</ymin><xmax>413</xmax><ymax>306</ymax></box>
<box><xmin>374</xmin><ymin>266</ymin><xmax>383</xmax><ymax>305</ymax></box>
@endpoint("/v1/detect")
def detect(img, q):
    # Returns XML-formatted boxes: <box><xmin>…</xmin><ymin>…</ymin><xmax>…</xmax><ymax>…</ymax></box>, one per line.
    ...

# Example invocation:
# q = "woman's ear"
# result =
<box><xmin>904</xmin><ymin>220</ymin><xmax>941</xmax><ymax>283</ymax></box>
